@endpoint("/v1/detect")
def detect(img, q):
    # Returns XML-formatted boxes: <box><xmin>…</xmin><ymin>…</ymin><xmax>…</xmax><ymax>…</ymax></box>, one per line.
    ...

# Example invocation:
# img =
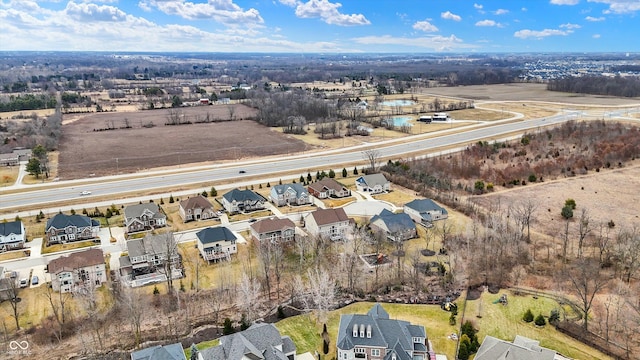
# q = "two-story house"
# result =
<box><xmin>308</xmin><ymin>178</ymin><xmax>351</xmax><ymax>199</ymax></box>
<box><xmin>47</xmin><ymin>248</ymin><xmax>107</xmax><ymax>293</ymax></box>
<box><xmin>250</xmin><ymin>217</ymin><xmax>296</xmax><ymax>243</ymax></box>
<box><xmin>179</xmin><ymin>195</ymin><xmax>217</xmax><ymax>222</ymax></box>
<box><xmin>119</xmin><ymin>233</ymin><xmax>182</xmax><ymax>287</ymax></box>
<box><xmin>270</xmin><ymin>183</ymin><xmax>312</xmax><ymax>207</ymax></box>
<box><xmin>355</xmin><ymin>174</ymin><xmax>391</xmax><ymax>194</ymax></box>
<box><xmin>369</xmin><ymin>209</ymin><xmax>417</xmax><ymax>242</ymax></box>
<box><xmin>337</xmin><ymin>303</ymin><xmax>429</xmax><ymax>360</ymax></box>
<box><xmin>0</xmin><ymin>220</ymin><xmax>26</xmax><ymax>252</ymax></box>
<box><xmin>124</xmin><ymin>202</ymin><xmax>167</xmax><ymax>234</ymax></box>
<box><xmin>196</xmin><ymin>227</ymin><xmax>238</xmax><ymax>263</ymax></box>
<box><xmin>45</xmin><ymin>213</ymin><xmax>100</xmax><ymax>246</ymax></box>
<box><xmin>403</xmin><ymin>199</ymin><xmax>448</xmax><ymax>227</ymax></box>
<box><xmin>198</xmin><ymin>322</ymin><xmax>296</xmax><ymax>360</ymax></box>
<box><xmin>305</xmin><ymin>208</ymin><xmax>352</xmax><ymax>241</ymax></box>
<box><xmin>221</xmin><ymin>188</ymin><xmax>265</xmax><ymax>213</ymax></box>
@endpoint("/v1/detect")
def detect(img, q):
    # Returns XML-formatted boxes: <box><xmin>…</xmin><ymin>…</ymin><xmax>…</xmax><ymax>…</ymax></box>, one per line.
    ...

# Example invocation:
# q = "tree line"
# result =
<box><xmin>547</xmin><ymin>75</ymin><xmax>640</xmax><ymax>97</ymax></box>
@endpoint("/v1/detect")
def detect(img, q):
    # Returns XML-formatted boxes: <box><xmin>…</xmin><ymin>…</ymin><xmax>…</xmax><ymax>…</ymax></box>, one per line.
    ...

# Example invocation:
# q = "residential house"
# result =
<box><xmin>355</xmin><ymin>174</ymin><xmax>390</xmax><ymax>194</ymax></box>
<box><xmin>179</xmin><ymin>195</ymin><xmax>217</xmax><ymax>222</ymax></box>
<box><xmin>305</xmin><ymin>208</ymin><xmax>351</xmax><ymax>241</ymax></box>
<box><xmin>119</xmin><ymin>233</ymin><xmax>182</xmax><ymax>287</ymax></box>
<box><xmin>369</xmin><ymin>209</ymin><xmax>417</xmax><ymax>242</ymax></box>
<box><xmin>45</xmin><ymin>213</ymin><xmax>100</xmax><ymax>246</ymax></box>
<box><xmin>337</xmin><ymin>303</ymin><xmax>430</xmax><ymax>360</ymax></box>
<box><xmin>308</xmin><ymin>178</ymin><xmax>351</xmax><ymax>199</ymax></box>
<box><xmin>196</xmin><ymin>227</ymin><xmax>238</xmax><ymax>263</ymax></box>
<box><xmin>474</xmin><ymin>335</ymin><xmax>563</xmax><ymax>360</ymax></box>
<box><xmin>270</xmin><ymin>183</ymin><xmax>311</xmax><ymax>207</ymax></box>
<box><xmin>198</xmin><ymin>322</ymin><xmax>296</xmax><ymax>360</ymax></box>
<box><xmin>0</xmin><ymin>147</ymin><xmax>31</xmax><ymax>166</ymax></box>
<box><xmin>0</xmin><ymin>266</ymin><xmax>14</xmax><ymax>301</ymax></box>
<box><xmin>131</xmin><ymin>343</ymin><xmax>186</xmax><ymax>360</ymax></box>
<box><xmin>124</xmin><ymin>202</ymin><xmax>167</xmax><ymax>233</ymax></box>
<box><xmin>221</xmin><ymin>188</ymin><xmax>265</xmax><ymax>213</ymax></box>
<box><xmin>403</xmin><ymin>199</ymin><xmax>448</xmax><ymax>226</ymax></box>
<box><xmin>250</xmin><ymin>217</ymin><xmax>296</xmax><ymax>243</ymax></box>
<box><xmin>47</xmin><ymin>248</ymin><xmax>107</xmax><ymax>293</ymax></box>
<box><xmin>0</xmin><ymin>220</ymin><xmax>26</xmax><ymax>252</ymax></box>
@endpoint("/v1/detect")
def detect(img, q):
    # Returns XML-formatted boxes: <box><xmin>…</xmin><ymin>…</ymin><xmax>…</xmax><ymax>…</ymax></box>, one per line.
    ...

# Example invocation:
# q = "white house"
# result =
<box><xmin>403</xmin><ymin>199</ymin><xmax>448</xmax><ymax>226</ymax></box>
<box><xmin>355</xmin><ymin>173</ymin><xmax>391</xmax><ymax>194</ymax></box>
<box><xmin>270</xmin><ymin>183</ymin><xmax>311</xmax><ymax>207</ymax></box>
<box><xmin>305</xmin><ymin>208</ymin><xmax>351</xmax><ymax>241</ymax></box>
<box><xmin>0</xmin><ymin>220</ymin><xmax>26</xmax><ymax>252</ymax></box>
<box><xmin>196</xmin><ymin>227</ymin><xmax>238</xmax><ymax>263</ymax></box>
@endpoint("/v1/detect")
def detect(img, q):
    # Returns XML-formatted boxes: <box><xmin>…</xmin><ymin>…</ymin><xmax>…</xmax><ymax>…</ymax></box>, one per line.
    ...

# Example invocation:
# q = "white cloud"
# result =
<box><xmin>592</xmin><ymin>33</ymin><xmax>601</xmax><ymax>38</ymax></box>
<box><xmin>352</xmin><ymin>34</ymin><xmax>477</xmax><ymax>51</ymax></box>
<box><xmin>474</xmin><ymin>3</ymin><xmax>483</xmax><ymax>9</ymax></box>
<box><xmin>514</xmin><ymin>28</ymin><xmax>572</xmax><ymax>39</ymax></box>
<box><xmin>522</xmin><ymin>7</ymin><xmax>528</xmax><ymax>11</ymax></box>
<box><xmin>139</xmin><ymin>0</ymin><xmax>264</xmax><ymax>26</ymax></box>
<box><xmin>475</xmin><ymin>19</ymin><xmax>502</xmax><ymax>27</ymax></box>
<box><xmin>65</xmin><ymin>1</ymin><xmax>129</xmax><ymax>22</ymax></box>
<box><xmin>412</xmin><ymin>19</ymin><xmax>438</xmax><ymax>32</ymax></box>
<box><xmin>494</xmin><ymin>8</ymin><xmax>509</xmax><ymax>15</ymax></box>
<box><xmin>550</xmin><ymin>0</ymin><xmax>580</xmax><ymax>5</ymax></box>
<box><xmin>560</xmin><ymin>22</ymin><xmax>581</xmax><ymax>29</ymax></box>
<box><xmin>588</xmin><ymin>0</ymin><xmax>640</xmax><ymax>14</ymax></box>
<box><xmin>585</xmin><ymin>15</ymin><xmax>605</xmax><ymax>21</ymax></box>
<box><xmin>278</xmin><ymin>0</ymin><xmax>299</xmax><ymax>6</ymax></box>
<box><xmin>293</xmin><ymin>0</ymin><xmax>370</xmax><ymax>26</ymax></box>
<box><xmin>441</xmin><ymin>11</ymin><xmax>461</xmax><ymax>21</ymax></box>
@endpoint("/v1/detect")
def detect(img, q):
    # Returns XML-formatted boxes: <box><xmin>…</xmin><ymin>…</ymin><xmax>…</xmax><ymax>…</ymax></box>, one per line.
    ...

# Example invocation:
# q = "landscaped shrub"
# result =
<box><xmin>549</xmin><ymin>309</ymin><xmax>560</xmax><ymax>324</ymax></box>
<box><xmin>223</xmin><ymin>318</ymin><xmax>235</xmax><ymax>335</ymax></box>
<box><xmin>523</xmin><ymin>309</ymin><xmax>534</xmax><ymax>323</ymax></box>
<box><xmin>534</xmin><ymin>314</ymin><xmax>546</xmax><ymax>326</ymax></box>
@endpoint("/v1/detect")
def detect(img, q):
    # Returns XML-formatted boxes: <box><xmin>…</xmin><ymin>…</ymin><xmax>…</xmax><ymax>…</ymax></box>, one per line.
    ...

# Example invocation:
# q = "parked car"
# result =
<box><xmin>31</xmin><ymin>276</ymin><xmax>39</xmax><ymax>286</ymax></box>
<box><xmin>79</xmin><ymin>190</ymin><xmax>92</xmax><ymax>196</ymax></box>
<box><xmin>19</xmin><ymin>278</ymin><xmax>28</xmax><ymax>288</ymax></box>
<box><xmin>239</xmin><ymin>170</ymin><xmax>246</xmax><ymax>174</ymax></box>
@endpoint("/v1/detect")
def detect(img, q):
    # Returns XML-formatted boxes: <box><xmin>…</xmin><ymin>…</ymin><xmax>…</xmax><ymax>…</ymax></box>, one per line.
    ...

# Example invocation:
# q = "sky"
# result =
<box><xmin>0</xmin><ymin>0</ymin><xmax>639</xmax><ymax>53</ymax></box>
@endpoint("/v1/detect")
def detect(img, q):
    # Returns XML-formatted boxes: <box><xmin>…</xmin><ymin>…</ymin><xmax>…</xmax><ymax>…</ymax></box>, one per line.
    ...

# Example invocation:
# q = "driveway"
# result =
<box><xmin>343</xmin><ymin>200</ymin><xmax>393</xmax><ymax>217</ymax></box>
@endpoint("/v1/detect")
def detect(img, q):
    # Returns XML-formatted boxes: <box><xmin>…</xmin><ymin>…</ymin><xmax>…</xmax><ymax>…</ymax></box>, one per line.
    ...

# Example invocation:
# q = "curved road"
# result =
<box><xmin>0</xmin><ymin>108</ymin><xmax>635</xmax><ymax>211</ymax></box>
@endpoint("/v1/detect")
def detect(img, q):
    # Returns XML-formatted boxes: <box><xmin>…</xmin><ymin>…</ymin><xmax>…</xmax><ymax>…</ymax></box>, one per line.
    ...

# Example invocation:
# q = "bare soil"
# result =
<box><xmin>57</xmin><ymin>104</ymin><xmax>312</xmax><ymax>179</ymax></box>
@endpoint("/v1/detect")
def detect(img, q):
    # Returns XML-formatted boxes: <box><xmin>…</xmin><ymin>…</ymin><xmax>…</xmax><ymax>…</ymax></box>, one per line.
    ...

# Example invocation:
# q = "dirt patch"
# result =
<box><xmin>57</xmin><ymin>104</ymin><xmax>312</xmax><ymax>179</ymax></box>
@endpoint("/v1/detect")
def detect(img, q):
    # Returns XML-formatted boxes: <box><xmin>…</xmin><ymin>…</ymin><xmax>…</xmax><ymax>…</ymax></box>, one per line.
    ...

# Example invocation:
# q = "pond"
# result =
<box><xmin>381</xmin><ymin>99</ymin><xmax>415</xmax><ymax>107</ymax></box>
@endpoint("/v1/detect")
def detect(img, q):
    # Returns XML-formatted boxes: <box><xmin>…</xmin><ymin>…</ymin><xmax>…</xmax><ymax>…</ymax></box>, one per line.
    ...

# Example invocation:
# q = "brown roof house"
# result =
<box><xmin>304</xmin><ymin>208</ymin><xmax>352</xmax><ymax>241</ymax></box>
<box><xmin>250</xmin><ymin>217</ymin><xmax>297</xmax><ymax>243</ymax></box>
<box><xmin>47</xmin><ymin>248</ymin><xmax>107</xmax><ymax>293</ymax></box>
<box><xmin>308</xmin><ymin>178</ymin><xmax>351</xmax><ymax>199</ymax></box>
<box><xmin>179</xmin><ymin>195</ymin><xmax>217</xmax><ymax>222</ymax></box>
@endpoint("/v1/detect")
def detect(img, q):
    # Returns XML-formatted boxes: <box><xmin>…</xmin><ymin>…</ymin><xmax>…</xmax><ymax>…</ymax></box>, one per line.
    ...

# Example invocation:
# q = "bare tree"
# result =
<box><xmin>257</xmin><ymin>239</ymin><xmax>273</xmax><ymax>299</ymax></box>
<box><xmin>304</xmin><ymin>266</ymin><xmax>335</xmax><ymax>324</ymax></box>
<box><xmin>576</xmin><ymin>208</ymin><xmax>592</xmax><ymax>259</ymax></box>
<box><xmin>237</xmin><ymin>273</ymin><xmax>261</xmax><ymax>322</ymax></box>
<box><xmin>362</xmin><ymin>149</ymin><xmax>381</xmax><ymax>173</ymax></box>
<box><xmin>566</xmin><ymin>258</ymin><xmax>610</xmax><ymax>331</ymax></box>
<box><xmin>42</xmin><ymin>285</ymin><xmax>71</xmax><ymax>341</ymax></box>
<box><xmin>119</xmin><ymin>285</ymin><xmax>145</xmax><ymax>348</ymax></box>
<box><xmin>514</xmin><ymin>199</ymin><xmax>537</xmax><ymax>243</ymax></box>
<box><xmin>5</xmin><ymin>279</ymin><xmax>21</xmax><ymax>330</ymax></box>
<box><xmin>76</xmin><ymin>282</ymin><xmax>107</xmax><ymax>352</ymax></box>
<box><xmin>155</xmin><ymin>232</ymin><xmax>179</xmax><ymax>294</ymax></box>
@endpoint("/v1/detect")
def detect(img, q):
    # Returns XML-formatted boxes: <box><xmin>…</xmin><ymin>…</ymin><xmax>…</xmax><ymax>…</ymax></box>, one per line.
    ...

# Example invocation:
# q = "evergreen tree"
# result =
<box><xmin>328</xmin><ymin>169</ymin><xmax>336</xmax><ymax>178</ymax></box>
<box><xmin>210</xmin><ymin>187</ymin><xmax>218</xmax><ymax>196</ymax></box>
<box><xmin>353</xmin><ymin>166</ymin><xmax>358</xmax><ymax>175</ymax></box>
<box><xmin>342</xmin><ymin>168</ymin><xmax>348</xmax><ymax>178</ymax></box>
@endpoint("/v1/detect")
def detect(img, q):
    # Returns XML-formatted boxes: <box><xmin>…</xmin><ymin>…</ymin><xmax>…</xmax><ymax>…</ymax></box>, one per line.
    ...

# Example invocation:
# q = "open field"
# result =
<box><xmin>0</xmin><ymin>165</ymin><xmax>18</xmax><ymax>187</ymax></box>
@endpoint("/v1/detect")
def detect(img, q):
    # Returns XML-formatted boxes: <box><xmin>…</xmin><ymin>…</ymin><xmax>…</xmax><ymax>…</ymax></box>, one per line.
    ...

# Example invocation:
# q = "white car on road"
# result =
<box><xmin>79</xmin><ymin>190</ymin><xmax>92</xmax><ymax>196</ymax></box>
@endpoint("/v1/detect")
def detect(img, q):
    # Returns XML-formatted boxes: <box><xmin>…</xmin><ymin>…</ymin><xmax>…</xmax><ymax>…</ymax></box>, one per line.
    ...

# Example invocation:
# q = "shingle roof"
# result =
<box><xmin>356</xmin><ymin>173</ymin><xmax>388</xmax><ymax>187</ymax></box>
<box><xmin>0</xmin><ymin>221</ymin><xmax>23</xmax><ymax>237</ymax></box>
<box><xmin>47</xmin><ymin>248</ymin><xmax>104</xmax><ymax>274</ymax></box>
<box><xmin>199</xmin><ymin>323</ymin><xmax>295</xmax><ymax>360</ymax></box>
<box><xmin>124</xmin><ymin>203</ymin><xmax>163</xmax><ymax>219</ymax></box>
<box><xmin>310</xmin><ymin>208</ymin><xmax>349</xmax><ymax>226</ymax></box>
<box><xmin>250</xmin><ymin>217</ymin><xmax>295</xmax><ymax>234</ymax></box>
<box><xmin>179</xmin><ymin>195</ymin><xmax>213</xmax><ymax>211</ymax></box>
<box><xmin>272</xmin><ymin>183</ymin><xmax>308</xmax><ymax>196</ymax></box>
<box><xmin>46</xmin><ymin>213</ymin><xmax>96</xmax><ymax>229</ymax></box>
<box><xmin>222</xmin><ymin>188</ymin><xmax>263</xmax><ymax>203</ymax></box>
<box><xmin>370</xmin><ymin>210</ymin><xmax>416</xmax><ymax>234</ymax></box>
<box><xmin>308</xmin><ymin>178</ymin><xmax>348</xmax><ymax>193</ymax></box>
<box><xmin>130</xmin><ymin>343</ymin><xmax>186</xmax><ymax>360</ymax></box>
<box><xmin>196</xmin><ymin>227</ymin><xmax>237</xmax><ymax>245</ymax></box>
<box><xmin>404</xmin><ymin>199</ymin><xmax>447</xmax><ymax>214</ymax></box>
<box><xmin>475</xmin><ymin>335</ymin><xmax>557</xmax><ymax>360</ymax></box>
<box><xmin>127</xmin><ymin>233</ymin><xmax>175</xmax><ymax>258</ymax></box>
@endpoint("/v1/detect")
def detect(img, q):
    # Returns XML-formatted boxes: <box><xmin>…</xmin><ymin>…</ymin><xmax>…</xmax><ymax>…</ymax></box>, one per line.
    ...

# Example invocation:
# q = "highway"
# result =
<box><xmin>1</xmin><ymin>107</ymin><xmax>636</xmax><ymax>211</ymax></box>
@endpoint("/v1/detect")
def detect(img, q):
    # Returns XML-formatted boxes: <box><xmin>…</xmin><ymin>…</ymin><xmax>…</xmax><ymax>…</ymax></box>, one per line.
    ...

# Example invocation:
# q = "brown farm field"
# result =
<box><xmin>57</xmin><ymin>104</ymin><xmax>313</xmax><ymax>179</ymax></box>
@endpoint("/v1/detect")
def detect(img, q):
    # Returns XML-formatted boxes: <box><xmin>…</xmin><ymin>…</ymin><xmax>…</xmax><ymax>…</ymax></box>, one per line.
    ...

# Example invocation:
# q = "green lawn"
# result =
<box><xmin>464</xmin><ymin>290</ymin><xmax>612</xmax><ymax>360</ymax></box>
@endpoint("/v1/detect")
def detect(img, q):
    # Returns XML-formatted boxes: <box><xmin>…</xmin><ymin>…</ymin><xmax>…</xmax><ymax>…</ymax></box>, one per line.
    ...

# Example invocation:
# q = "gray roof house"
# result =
<box><xmin>337</xmin><ymin>303</ymin><xmax>429</xmax><ymax>360</ymax></box>
<box><xmin>221</xmin><ymin>188</ymin><xmax>265</xmax><ymax>214</ymax></box>
<box><xmin>355</xmin><ymin>174</ymin><xmax>390</xmax><ymax>194</ymax></box>
<box><xmin>270</xmin><ymin>183</ymin><xmax>311</xmax><ymax>207</ymax></box>
<box><xmin>45</xmin><ymin>213</ymin><xmax>100</xmax><ymax>246</ymax></box>
<box><xmin>124</xmin><ymin>202</ymin><xmax>167</xmax><ymax>233</ymax></box>
<box><xmin>196</xmin><ymin>227</ymin><xmax>238</xmax><ymax>263</ymax></box>
<box><xmin>0</xmin><ymin>220</ymin><xmax>26</xmax><ymax>252</ymax></box>
<box><xmin>474</xmin><ymin>335</ymin><xmax>561</xmax><ymax>360</ymax></box>
<box><xmin>119</xmin><ymin>233</ymin><xmax>182</xmax><ymax>287</ymax></box>
<box><xmin>403</xmin><ymin>199</ymin><xmax>448</xmax><ymax>226</ymax></box>
<box><xmin>198</xmin><ymin>322</ymin><xmax>296</xmax><ymax>360</ymax></box>
<box><xmin>131</xmin><ymin>342</ymin><xmax>186</xmax><ymax>360</ymax></box>
<box><xmin>369</xmin><ymin>209</ymin><xmax>417</xmax><ymax>242</ymax></box>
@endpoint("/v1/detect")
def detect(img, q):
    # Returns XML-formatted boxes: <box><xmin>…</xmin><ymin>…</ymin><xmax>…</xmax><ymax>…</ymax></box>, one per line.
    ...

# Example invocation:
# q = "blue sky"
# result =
<box><xmin>0</xmin><ymin>0</ymin><xmax>638</xmax><ymax>52</ymax></box>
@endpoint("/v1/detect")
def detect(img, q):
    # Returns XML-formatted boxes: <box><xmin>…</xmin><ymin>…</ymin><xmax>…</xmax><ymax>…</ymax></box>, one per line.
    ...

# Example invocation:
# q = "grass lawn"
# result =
<box><xmin>185</xmin><ymin>339</ymin><xmax>219</xmax><ymax>359</ymax></box>
<box><xmin>41</xmin><ymin>239</ymin><xmax>96</xmax><ymax>254</ymax></box>
<box><xmin>0</xmin><ymin>165</ymin><xmax>18</xmax><ymax>187</ymax></box>
<box><xmin>0</xmin><ymin>250</ymin><xmax>28</xmax><ymax>262</ymax></box>
<box><xmin>464</xmin><ymin>290</ymin><xmax>612</xmax><ymax>360</ymax></box>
